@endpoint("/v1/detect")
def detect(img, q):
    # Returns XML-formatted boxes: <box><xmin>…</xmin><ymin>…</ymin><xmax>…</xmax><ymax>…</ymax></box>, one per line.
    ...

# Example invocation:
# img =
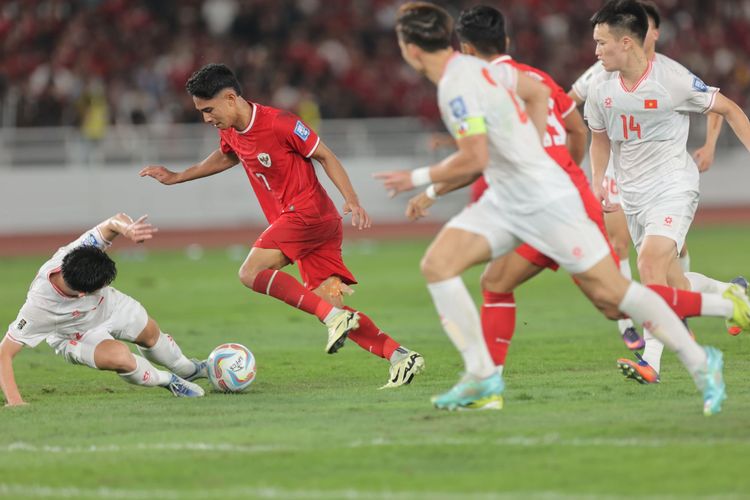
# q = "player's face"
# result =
<box><xmin>193</xmin><ymin>90</ymin><xmax>235</xmax><ymax>129</ymax></box>
<box><xmin>593</xmin><ymin>24</ymin><xmax>627</xmax><ymax>71</ymax></box>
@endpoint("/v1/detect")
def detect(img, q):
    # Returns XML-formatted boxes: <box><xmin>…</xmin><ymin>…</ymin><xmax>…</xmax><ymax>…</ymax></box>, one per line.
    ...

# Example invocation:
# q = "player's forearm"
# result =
<box><xmin>703</xmin><ymin>112</ymin><xmax>723</xmax><ymax>148</ymax></box>
<box><xmin>432</xmin><ymin>173</ymin><xmax>482</xmax><ymax>196</ymax></box>
<box><xmin>427</xmin><ymin>148</ymin><xmax>487</xmax><ymax>184</ymax></box>
<box><xmin>97</xmin><ymin>213</ymin><xmax>133</xmax><ymax>242</ymax></box>
<box><xmin>566</xmin><ymin>128</ymin><xmax>587</xmax><ymax>166</ymax></box>
<box><xmin>318</xmin><ymin>156</ymin><xmax>359</xmax><ymax>204</ymax></box>
<box><xmin>0</xmin><ymin>345</ymin><xmax>24</xmax><ymax>406</ymax></box>
<box><xmin>723</xmin><ymin>106</ymin><xmax>750</xmax><ymax>153</ymax></box>
<box><xmin>589</xmin><ymin>133</ymin><xmax>610</xmax><ymax>185</ymax></box>
<box><xmin>176</xmin><ymin>150</ymin><xmax>238</xmax><ymax>183</ymax></box>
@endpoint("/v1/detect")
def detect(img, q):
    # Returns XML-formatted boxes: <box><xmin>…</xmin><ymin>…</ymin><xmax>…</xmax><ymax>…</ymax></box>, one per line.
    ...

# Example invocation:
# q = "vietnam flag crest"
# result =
<box><xmin>644</xmin><ymin>99</ymin><xmax>658</xmax><ymax>109</ymax></box>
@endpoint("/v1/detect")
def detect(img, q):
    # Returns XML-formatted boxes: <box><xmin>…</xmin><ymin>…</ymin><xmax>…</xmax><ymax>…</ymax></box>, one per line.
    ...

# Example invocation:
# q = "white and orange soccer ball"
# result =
<box><xmin>207</xmin><ymin>343</ymin><xmax>256</xmax><ymax>393</ymax></box>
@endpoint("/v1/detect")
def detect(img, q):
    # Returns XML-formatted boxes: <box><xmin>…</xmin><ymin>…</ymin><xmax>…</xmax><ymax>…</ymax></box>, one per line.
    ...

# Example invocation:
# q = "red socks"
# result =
<box><xmin>251</xmin><ymin>269</ymin><xmax>333</xmax><ymax>321</ymax></box>
<box><xmin>647</xmin><ymin>284</ymin><xmax>702</xmax><ymax>319</ymax></box>
<box><xmin>344</xmin><ymin>306</ymin><xmax>399</xmax><ymax>360</ymax></box>
<box><xmin>481</xmin><ymin>290</ymin><xmax>516</xmax><ymax>366</ymax></box>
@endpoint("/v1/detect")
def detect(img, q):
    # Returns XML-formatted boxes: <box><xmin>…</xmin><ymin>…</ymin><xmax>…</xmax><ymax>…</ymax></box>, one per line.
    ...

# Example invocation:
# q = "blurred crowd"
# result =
<box><xmin>2</xmin><ymin>0</ymin><xmax>750</xmax><ymax>131</ymax></box>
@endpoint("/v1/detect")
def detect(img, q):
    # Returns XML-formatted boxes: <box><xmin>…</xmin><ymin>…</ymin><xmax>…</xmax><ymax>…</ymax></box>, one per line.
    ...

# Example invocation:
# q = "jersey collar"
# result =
<box><xmin>439</xmin><ymin>51</ymin><xmax>461</xmax><ymax>80</ymax></box>
<box><xmin>238</xmin><ymin>102</ymin><xmax>257</xmax><ymax>134</ymax></box>
<box><xmin>619</xmin><ymin>60</ymin><xmax>652</xmax><ymax>93</ymax></box>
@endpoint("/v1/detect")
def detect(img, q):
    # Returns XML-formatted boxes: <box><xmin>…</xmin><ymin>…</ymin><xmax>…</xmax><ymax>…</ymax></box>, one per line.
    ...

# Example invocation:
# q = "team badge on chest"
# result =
<box><xmin>257</xmin><ymin>153</ymin><xmax>272</xmax><ymax>167</ymax></box>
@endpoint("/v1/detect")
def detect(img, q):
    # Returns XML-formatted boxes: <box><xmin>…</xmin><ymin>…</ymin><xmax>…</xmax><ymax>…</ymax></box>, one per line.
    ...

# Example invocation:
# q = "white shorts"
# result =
<box><xmin>445</xmin><ymin>191</ymin><xmax>611</xmax><ymax>274</ymax></box>
<box><xmin>602</xmin><ymin>161</ymin><xmax>620</xmax><ymax>205</ymax></box>
<box><xmin>626</xmin><ymin>191</ymin><xmax>699</xmax><ymax>253</ymax></box>
<box><xmin>46</xmin><ymin>288</ymin><xmax>148</xmax><ymax>369</ymax></box>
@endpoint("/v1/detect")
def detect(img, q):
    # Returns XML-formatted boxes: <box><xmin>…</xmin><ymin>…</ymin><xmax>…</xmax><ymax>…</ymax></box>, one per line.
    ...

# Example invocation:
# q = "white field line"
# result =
<box><xmin>0</xmin><ymin>484</ymin><xmax>743</xmax><ymax>500</ymax></box>
<box><xmin>1</xmin><ymin>434</ymin><xmax>745</xmax><ymax>455</ymax></box>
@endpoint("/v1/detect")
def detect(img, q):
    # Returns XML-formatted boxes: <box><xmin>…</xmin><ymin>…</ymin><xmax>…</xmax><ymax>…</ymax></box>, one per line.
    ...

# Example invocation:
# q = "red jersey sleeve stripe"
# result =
<box><xmin>561</xmin><ymin>100</ymin><xmax>577</xmax><ymax>118</ymax></box>
<box><xmin>305</xmin><ymin>136</ymin><xmax>321</xmax><ymax>158</ymax></box>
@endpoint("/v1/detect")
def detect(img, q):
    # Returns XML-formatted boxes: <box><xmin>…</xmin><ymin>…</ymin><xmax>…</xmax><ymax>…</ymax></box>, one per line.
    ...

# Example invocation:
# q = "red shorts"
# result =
<box><xmin>254</xmin><ymin>214</ymin><xmax>357</xmax><ymax>290</ymax></box>
<box><xmin>514</xmin><ymin>169</ymin><xmax>617</xmax><ymax>271</ymax></box>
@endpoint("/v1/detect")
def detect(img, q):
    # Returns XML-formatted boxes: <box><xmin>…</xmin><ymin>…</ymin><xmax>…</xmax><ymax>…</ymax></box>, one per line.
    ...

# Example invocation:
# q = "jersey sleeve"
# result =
<box><xmin>583</xmin><ymin>82</ymin><xmax>607</xmax><ymax>132</ymax></box>
<box><xmin>272</xmin><ymin>113</ymin><xmax>320</xmax><ymax>158</ymax></box>
<box><xmin>5</xmin><ymin>304</ymin><xmax>52</xmax><ymax>348</ymax></box>
<box><xmin>667</xmin><ymin>72</ymin><xmax>719</xmax><ymax>114</ymax></box>
<box><xmin>219</xmin><ymin>133</ymin><xmax>234</xmax><ymax>155</ymax></box>
<box><xmin>553</xmin><ymin>85</ymin><xmax>576</xmax><ymax>118</ymax></box>
<box><xmin>571</xmin><ymin>61</ymin><xmax>604</xmax><ymax>102</ymax></box>
<box><xmin>440</xmin><ymin>74</ymin><xmax>487</xmax><ymax>140</ymax></box>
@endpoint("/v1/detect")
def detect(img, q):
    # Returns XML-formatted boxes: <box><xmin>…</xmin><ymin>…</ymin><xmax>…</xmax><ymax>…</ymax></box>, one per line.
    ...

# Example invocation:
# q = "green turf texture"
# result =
<box><xmin>1</xmin><ymin>226</ymin><xmax>748</xmax><ymax>499</ymax></box>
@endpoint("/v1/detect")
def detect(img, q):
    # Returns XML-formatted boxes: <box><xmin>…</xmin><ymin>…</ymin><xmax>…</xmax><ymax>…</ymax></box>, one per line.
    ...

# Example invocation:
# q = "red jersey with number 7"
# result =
<box><xmin>219</xmin><ymin>102</ymin><xmax>340</xmax><ymax>225</ymax></box>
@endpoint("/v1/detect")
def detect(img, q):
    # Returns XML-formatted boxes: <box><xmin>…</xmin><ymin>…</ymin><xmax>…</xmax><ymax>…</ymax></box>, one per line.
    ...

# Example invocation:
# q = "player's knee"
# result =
<box><xmin>479</xmin><ymin>271</ymin><xmax>513</xmax><ymax>294</ymax></box>
<box><xmin>612</xmin><ymin>240</ymin><xmax>629</xmax><ymax>261</ymax></box>
<box><xmin>636</xmin><ymin>256</ymin><xmax>665</xmax><ymax>284</ymax></box>
<box><xmin>134</xmin><ymin>318</ymin><xmax>159</xmax><ymax>348</ymax></box>
<box><xmin>238</xmin><ymin>265</ymin><xmax>260</xmax><ymax>289</ymax></box>
<box><xmin>420</xmin><ymin>254</ymin><xmax>454</xmax><ymax>281</ymax></box>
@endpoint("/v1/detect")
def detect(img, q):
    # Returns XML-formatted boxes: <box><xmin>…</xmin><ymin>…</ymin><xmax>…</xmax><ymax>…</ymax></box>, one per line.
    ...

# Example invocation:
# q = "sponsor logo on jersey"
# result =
<box><xmin>604</xmin><ymin>97</ymin><xmax>612</xmax><ymax>108</ymax></box>
<box><xmin>644</xmin><ymin>99</ymin><xmax>658</xmax><ymax>109</ymax></box>
<box><xmin>16</xmin><ymin>319</ymin><xmax>26</xmax><ymax>330</ymax></box>
<box><xmin>257</xmin><ymin>153</ymin><xmax>272</xmax><ymax>167</ymax></box>
<box><xmin>294</xmin><ymin>120</ymin><xmax>311</xmax><ymax>141</ymax></box>
<box><xmin>449</xmin><ymin>97</ymin><xmax>468</xmax><ymax>118</ymax></box>
<box><xmin>692</xmin><ymin>76</ymin><xmax>708</xmax><ymax>92</ymax></box>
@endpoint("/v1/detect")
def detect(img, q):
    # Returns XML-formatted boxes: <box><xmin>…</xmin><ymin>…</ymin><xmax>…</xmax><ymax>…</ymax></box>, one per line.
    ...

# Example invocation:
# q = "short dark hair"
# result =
<box><xmin>185</xmin><ymin>63</ymin><xmax>242</xmax><ymax>99</ymax></box>
<box><xmin>61</xmin><ymin>246</ymin><xmax>117</xmax><ymax>294</ymax></box>
<box><xmin>396</xmin><ymin>2</ymin><xmax>453</xmax><ymax>53</ymax></box>
<box><xmin>456</xmin><ymin>5</ymin><xmax>507</xmax><ymax>56</ymax></box>
<box><xmin>639</xmin><ymin>1</ymin><xmax>661</xmax><ymax>28</ymax></box>
<box><xmin>590</xmin><ymin>0</ymin><xmax>649</xmax><ymax>44</ymax></box>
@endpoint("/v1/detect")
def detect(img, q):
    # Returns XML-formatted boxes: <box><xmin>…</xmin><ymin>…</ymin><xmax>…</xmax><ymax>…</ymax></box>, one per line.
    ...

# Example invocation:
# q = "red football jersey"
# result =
<box><xmin>470</xmin><ymin>56</ymin><xmax>585</xmax><ymax>202</ymax></box>
<box><xmin>219</xmin><ymin>102</ymin><xmax>339</xmax><ymax>224</ymax></box>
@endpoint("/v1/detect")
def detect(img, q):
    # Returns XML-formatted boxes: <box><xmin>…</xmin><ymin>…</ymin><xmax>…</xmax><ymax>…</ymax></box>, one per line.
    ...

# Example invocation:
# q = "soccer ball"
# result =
<box><xmin>207</xmin><ymin>343</ymin><xmax>256</xmax><ymax>393</ymax></box>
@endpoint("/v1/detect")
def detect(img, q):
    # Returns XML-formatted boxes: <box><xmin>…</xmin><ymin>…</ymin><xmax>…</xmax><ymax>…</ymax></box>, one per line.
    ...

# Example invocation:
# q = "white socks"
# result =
<box><xmin>685</xmin><ymin>272</ymin><xmax>731</xmax><ymax>294</ymax></box>
<box><xmin>427</xmin><ymin>277</ymin><xmax>496</xmax><ymax>379</ymax></box>
<box><xmin>679</xmin><ymin>252</ymin><xmax>691</xmax><ymax>273</ymax></box>
<box><xmin>618</xmin><ymin>282</ymin><xmax>707</xmax><ymax>387</ymax></box>
<box><xmin>617</xmin><ymin>258</ymin><xmax>635</xmax><ymax>334</ymax></box>
<box><xmin>119</xmin><ymin>355</ymin><xmax>172</xmax><ymax>387</ymax></box>
<box><xmin>137</xmin><ymin>332</ymin><xmax>196</xmax><ymax>378</ymax></box>
<box><xmin>641</xmin><ymin>330</ymin><xmax>664</xmax><ymax>374</ymax></box>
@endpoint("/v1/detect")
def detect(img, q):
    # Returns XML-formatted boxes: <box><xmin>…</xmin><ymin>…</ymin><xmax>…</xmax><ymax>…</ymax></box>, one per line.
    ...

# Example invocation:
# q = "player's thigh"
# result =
<box><xmin>604</xmin><ymin>209</ymin><xmax>631</xmax><ymax>257</ymax></box>
<box><xmin>422</xmin><ymin>226</ymin><xmax>496</xmax><ymax>280</ymax></box>
<box><xmin>637</xmin><ymin>235</ymin><xmax>680</xmax><ymax>285</ymax></box>
<box><xmin>242</xmin><ymin>247</ymin><xmax>291</xmax><ymax>276</ymax></box>
<box><xmin>572</xmin><ymin>255</ymin><xmax>631</xmax><ymax>317</ymax></box>
<box><xmin>103</xmin><ymin>288</ymin><xmax>149</xmax><ymax>343</ymax></box>
<box><xmin>638</xmin><ymin>192</ymin><xmax>698</xmax><ymax>258</ymax></box>
<box><xmin>46</xmin><ymin>328</ymin><xmax>114</xmax><ymax>369</ymax></box>
<box><xmin>93</xmin><ymin>339</ymin><xmax>137</xmax><ymax>372</ymax></box>
<box><xmin>481</xmin><ymin>250</ymin><xmax>545</xmax><ymax>293</ymax></box>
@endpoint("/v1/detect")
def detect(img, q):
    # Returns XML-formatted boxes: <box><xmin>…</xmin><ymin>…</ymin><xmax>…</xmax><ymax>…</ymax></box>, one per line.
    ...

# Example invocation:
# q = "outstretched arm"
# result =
<box><xmin>564</xmin><ymin>107</ymin><xmax>587</xmax><ymax>166</ymax></box>
<box><xmin>139</xmin><ymin>149</ymin><xmax>239</xmax><ymax>185</ymax></box>
<box><xmin>311</xmin><ymin>141</ymin><xmax>371</xmax><ymax>230</ymax></box>
<box><xmin>589</xmin><ymin>130</ymin><xmax>617</xmax><ymax>212</ymax></box>
<box><xmin>0</xmin><ymin>337</ymin><xmax>25</xmax><ymax>407</ymax></box>
<box><xmin>96</xmin><ymin>213</ymin><xmax>158</xmax><ymax>244</ymax></box>
<box><xmin>515</xmin><ymin>72</ymin><xmax>551</xmax><ymax>140</ymax></box>
<box><xmin>693</xmin><ymin>112</ymin><xmax>724</xmax><ymax>172</ymax></box>
<box><xmin>709</xmin><ymin>93</ymin><xmax>750</xmax><ymax>152</ymax></box>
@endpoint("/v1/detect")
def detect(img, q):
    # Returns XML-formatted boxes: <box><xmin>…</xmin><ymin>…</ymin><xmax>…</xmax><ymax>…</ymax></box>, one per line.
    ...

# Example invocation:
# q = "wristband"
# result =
<box><xmin>425</xmin><ymin>184</ymin><xmax>438</xmax><ymax>200</ymax></box>
<box><xmin>410</xmin><ymin>166</ymin><xmax>432</xmax><ymax>187</ymax></box>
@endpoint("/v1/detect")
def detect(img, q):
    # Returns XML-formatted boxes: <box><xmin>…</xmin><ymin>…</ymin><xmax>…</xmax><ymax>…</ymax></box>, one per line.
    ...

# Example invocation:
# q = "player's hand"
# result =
<box><xmin>4</xmin><ymin>399</ymin><xmax>28</xmax><ymax>407</ymax></box>
<box><xmin>372</xmin><ymin>170</ymin><xmax>415</xmax><ymax>198</ymax></box>
<box><xmin>343</xmin><ymin>200</ymin><xmax>371</xmax><ymax>230</ymax></box>
<box><xmin>139</xmin><ymin>165</ymin><xmax>180</xmax><ymax>185</ymax></box>
<box><xmin>693</xmin><ymin>144</ymin><xmax>715</xmax><ymax>173</ymax></box>
<box><xmin>121</xmin><ymin>215</ymin><xmax>158</xmax><ymax>243</ymax></box>
<box><xmin>594</xmin><ymin>180</ymin><xmax>620</xmax><ymax>213</ymax></box>
<box><xmin>406</xmin><ymin>192</ymin><xmax>435</xmax><ymax>221</ymax></box>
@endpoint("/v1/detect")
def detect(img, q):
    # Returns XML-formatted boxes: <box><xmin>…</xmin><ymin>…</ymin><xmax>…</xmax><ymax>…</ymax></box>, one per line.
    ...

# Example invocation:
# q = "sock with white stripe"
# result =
<box><xmin>427</xmin><ymin>277</ymin><xmax>496</xmax><ymax>379</ymax></box>
<box><xmin>251</xmin><ymin>268</ymin><xmax>338</xmax><ymax>321</ymax></box>
<box><xmin>481</xmin><ymin>289</ymin><xmax>516</xmax><ymax>368</ymax></box>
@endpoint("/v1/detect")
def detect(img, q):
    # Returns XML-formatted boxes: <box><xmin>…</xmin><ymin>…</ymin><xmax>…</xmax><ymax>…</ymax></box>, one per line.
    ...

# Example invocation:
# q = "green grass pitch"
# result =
<box><xmin>1</xmin><ymin>225</ymin><xmax>749</xmax><ymax>499</ymax></box>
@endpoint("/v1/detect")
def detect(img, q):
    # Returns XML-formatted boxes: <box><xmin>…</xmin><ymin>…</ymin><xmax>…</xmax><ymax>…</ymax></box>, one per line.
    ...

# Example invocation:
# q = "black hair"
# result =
<box><xmin>456</xmin><ymin>5</ymin><xmax>507</xmax><ymax>55</ymax></box>
<box><xmin>61</xmin><ymin>246</ymin><xmax>117</xmax><ymax>294</ymax></box>
<box><xmin>590</xmin><ymin>0</ymin><xmax>649</xmax><ymax>44</ymax></box>
<box><xmin>185</xmin><ymin>63</ymin><xmax>242</xmax><ymax>99</ymax></box>
<box><xmin>639</xmin><ymin>1</ymin><xmax>661</xmax><ymax>28</ymax></box>
<box><xmin>396</xmin><ymin>2</ymin><xmax>453</xmax><ymax>53</ymax></box>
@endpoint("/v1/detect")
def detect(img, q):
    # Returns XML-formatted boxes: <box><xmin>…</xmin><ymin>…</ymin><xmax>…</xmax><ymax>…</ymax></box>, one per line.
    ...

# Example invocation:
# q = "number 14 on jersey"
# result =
<box><xmin>620</xmin><ymin>114</ymin><xmax>642</xmax><ymax>140</ymax></box>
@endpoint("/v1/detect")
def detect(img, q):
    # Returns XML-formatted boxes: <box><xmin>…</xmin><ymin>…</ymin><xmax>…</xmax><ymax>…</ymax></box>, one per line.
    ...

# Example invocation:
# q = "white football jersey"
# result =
<box><xmin>5</xmin><ymin>228</ymin><xmax>114</xmax><ymax>348</ymax></box>
<box><xmin>438</xmin><ymin>54</ymin><xmax>577</xmax><ymax>214</ymax></box>
<box><xmin>584</xmin><ymin>56</ymin><xmax>717</xmax><ymax>212</ymax></box>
